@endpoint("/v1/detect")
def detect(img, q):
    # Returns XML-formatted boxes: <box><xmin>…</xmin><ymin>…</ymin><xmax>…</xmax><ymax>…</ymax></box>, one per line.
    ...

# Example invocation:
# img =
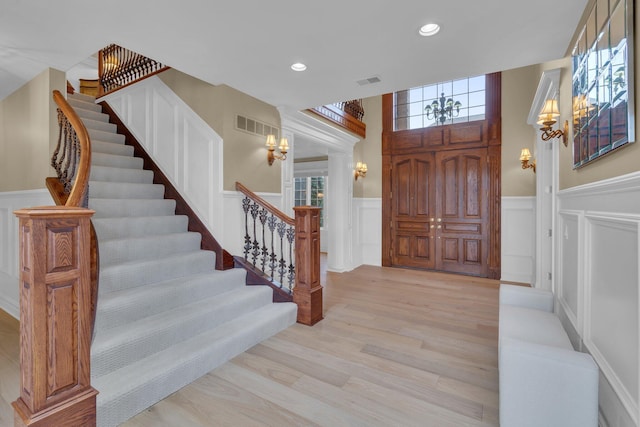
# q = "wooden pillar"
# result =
<box><xmin>293</xmin><ymin>206</ymin><xmax>323</xmax><ymax>326</ymax></box>
<box><xmin>12</xmin><ymin>206</ymin><xmax>98</xmax><ymax>427</ymax></box>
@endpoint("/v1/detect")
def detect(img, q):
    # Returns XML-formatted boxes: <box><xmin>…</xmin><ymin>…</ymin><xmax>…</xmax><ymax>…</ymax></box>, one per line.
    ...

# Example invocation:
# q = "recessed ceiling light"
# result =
<box><xmin>291</xmin><ymin>62</ymin><xmax>307</xmax><ymax>71</ymax></box>
<box><xmin>419</xmin><ymin>23</ymin><xmax>440</xmax><ymax>37</ymax></box>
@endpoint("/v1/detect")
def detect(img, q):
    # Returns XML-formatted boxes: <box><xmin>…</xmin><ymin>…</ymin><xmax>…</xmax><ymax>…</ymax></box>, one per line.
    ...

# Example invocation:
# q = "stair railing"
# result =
<box><xmin>98</xmin><ymin>44</ymin><xmax>169</xmax><ymax>97</ymax></box>
<box><xmin>309</xmin><ymin>99</ymin><xmax>366</xmax><ymax>138</ymax></box>
<box><xmin>236</xmin><ymin>182</ymin><xmax>323</xmax><ymax>325</ymax></box>
<box><xmin>13</xmin><ymin>89</ymin><xmax>98</xmax><ymax>425</ymax></box>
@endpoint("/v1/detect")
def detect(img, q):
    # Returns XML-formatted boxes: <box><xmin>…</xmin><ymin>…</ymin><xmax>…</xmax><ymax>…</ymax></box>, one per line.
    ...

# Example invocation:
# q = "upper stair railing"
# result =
<box><xmin>309</xmin><ymin>99</ymin><xmax>366</xmax><ymax>138</ymax></box>
<box><xmin>98</xmin><ymin>44</ymin><xmax>169</xmax><ymax>97</ymax></box>
<box><xmin>236</xmin><ymin>182</ymin><xmax>323</xmax><ymax>325</ymax></box>
<box><xmin>13</xmin><ymin>89</ymin><xmax>98</xmax><ymax>425</ymax></box>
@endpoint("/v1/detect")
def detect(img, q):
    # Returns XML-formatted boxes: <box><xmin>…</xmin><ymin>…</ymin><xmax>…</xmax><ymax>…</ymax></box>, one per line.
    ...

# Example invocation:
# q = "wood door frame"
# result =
<box><xmin>382</xmin><ymin>73</ymin><xmax>501</xmax><ymax>279</ymax></box>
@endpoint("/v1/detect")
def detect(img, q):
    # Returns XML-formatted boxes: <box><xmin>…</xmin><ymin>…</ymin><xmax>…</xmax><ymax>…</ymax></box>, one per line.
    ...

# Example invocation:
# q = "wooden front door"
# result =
<box><xmin>390</xmin><ymin>148</ymin><xmax>489</xmax><ymax>276</ymax></box>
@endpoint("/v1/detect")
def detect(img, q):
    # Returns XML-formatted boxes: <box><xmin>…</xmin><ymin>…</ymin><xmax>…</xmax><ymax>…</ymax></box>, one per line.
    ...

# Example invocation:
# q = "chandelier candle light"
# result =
<box><xmin>425</xmin><ymin>92</ymin><xmax>462</xmax><ymax>124</ymax></box>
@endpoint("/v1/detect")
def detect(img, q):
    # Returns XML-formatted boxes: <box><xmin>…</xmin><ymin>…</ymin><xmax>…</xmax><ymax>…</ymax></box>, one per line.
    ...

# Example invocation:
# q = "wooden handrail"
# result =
<box><xmin>235</xmin><ymin>181</ymin><xmax>294</xmax><ymax>225</ymax></box>
<box><xmin>52</xmin><ymin>90</ymin><xmax>92</xmax><ymax>207</ymax></box>
<box><xmin>308</xmin><ymin>102</ymin><xmax>366</xmax><ymax>138</ymax></box>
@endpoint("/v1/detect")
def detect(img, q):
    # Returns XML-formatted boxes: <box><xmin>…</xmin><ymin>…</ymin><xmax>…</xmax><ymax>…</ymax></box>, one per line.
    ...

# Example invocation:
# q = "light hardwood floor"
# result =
<box><xmin>0</xmin><ymin>264</ymin><xmax>500</xmax><ymax>426</ymax></box>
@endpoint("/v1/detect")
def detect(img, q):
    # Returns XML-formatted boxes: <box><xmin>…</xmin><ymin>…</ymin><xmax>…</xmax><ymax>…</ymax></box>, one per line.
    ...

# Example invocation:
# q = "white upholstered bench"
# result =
<box><xmin>498</xmin><ymin>284</ymin><xmax>599</xmax><ymax>427</ymax></box>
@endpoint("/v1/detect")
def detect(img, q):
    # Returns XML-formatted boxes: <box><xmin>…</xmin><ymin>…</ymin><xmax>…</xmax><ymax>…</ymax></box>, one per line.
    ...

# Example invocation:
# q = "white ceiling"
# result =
<box><xmin>1</xmin><ymin>0</ymin><xmax>589</xmax><ymax>111</ymax></box>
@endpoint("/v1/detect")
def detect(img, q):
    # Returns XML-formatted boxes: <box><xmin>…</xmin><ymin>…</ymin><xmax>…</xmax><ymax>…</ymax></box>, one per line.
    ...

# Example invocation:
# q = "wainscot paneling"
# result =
<box><xmin>0</xmin><ymin>189</ymin><xmax>53</xmax><ymax>319</ymax></box>
<box><xmin>501</xmin><ymin>196</ymin><xmax>536</xmax><ymax>284</ymax></box>
<box><xmin>556</xmin><ymin>171</ymin><xmax>640</xmax><ymax>427</ymax></box>
<box><xmin>100</xmin><ymin>76</ymin><xmax>224</xmax><ymax>242</ymax></box>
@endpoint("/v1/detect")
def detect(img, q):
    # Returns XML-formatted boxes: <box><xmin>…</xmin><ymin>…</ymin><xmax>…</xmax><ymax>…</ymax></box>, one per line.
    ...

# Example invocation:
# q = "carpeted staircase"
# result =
<box><xmin>67</xmin><ymin>91</ymin><xmax>297</xmax><ymax>427</ymax></box>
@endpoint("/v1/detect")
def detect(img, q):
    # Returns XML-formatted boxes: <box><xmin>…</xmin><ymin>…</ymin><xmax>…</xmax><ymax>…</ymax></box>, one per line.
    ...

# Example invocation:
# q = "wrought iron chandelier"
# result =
<box><xmin>425</xmin><ymin>92</ymin><xmax>462</xmax><ymax>124</ymax></box>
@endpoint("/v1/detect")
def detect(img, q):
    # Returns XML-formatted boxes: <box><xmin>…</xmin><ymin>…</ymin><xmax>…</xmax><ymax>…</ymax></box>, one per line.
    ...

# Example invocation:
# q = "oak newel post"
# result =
<box><xmin>12</xmin><ymin>206</ymin><xmax>98</xmax><ymax>427</ymax></box>
<box><xmin>293</xmin><ymin>206</ymin><xmax>323</xmax><ymax>325</ymax></box>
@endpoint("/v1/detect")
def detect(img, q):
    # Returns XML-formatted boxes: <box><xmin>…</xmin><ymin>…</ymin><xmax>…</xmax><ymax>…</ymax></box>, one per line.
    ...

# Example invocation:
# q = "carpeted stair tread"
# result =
<box><xmin>91</xmin><ymin>140</ymin><xmax>134</xmax><ymax>157</ymax></box>
<box><xmin>90</xmin><ymin>165</ymin><xmax>153</xmax><ymax>184</ymax></box>
<box><xmin>99</xmin><ymin>250</ymin><xmax>216</xmax><ymax>294</ymax></box>
<box><xmin>94</xmin><ymin>269</ymin><xmax>247</xmax><ymax>331</ymax></box>
<box><xmin>81</xmin><ymin>117</ymin><xmax>117</xmax><ymax>133</ymax></box>
<box><xmin>92</xmin><ymin>286</ymin><xmax>274</xmax><ymax>376</ymax></box>
<box><xmin>98</xmin><ymin>232</ymin><xmax>203</xmax><ymax>267</ymax></box>
<box><xmin>92</xmin><ymin>302</ymin><xmax>297</xmax><ymax>427</ymax></box>
<box><xmin>68</xmin><ymin>97</ymin><xmax>102</xmax><ymax>113</ymax></box>
<box><xmin>75</xmin><ymin>107</ymin><xmax>110</xmax><ymax>123</ymax></box>
<box><xmin>89</xmin><ymin>198</ymin><xmax>176</xmax><ymax>218</ymax></box>
<box><xmin>89</xmin><ymin>128</ymin><xmax>125</xmax><ymax>145</ymax></box>
<box><xmin>69</xmin><ymin>91</ymin><xmax>98</xmax><ymax>103</ymax></box>
<box><xmin>90</xmin><ymin>181</ymin><xmax>165</xmax><ymax>199</ymax></box>
<box><xmin>92</xmin><ymin>152</ymin><xmax>143</xmax><ymax>169</ymax></box>
<box><xmin>92</xmin><ymin>215</ymin><xmax>189</xmax><ymax>239</ymax></box>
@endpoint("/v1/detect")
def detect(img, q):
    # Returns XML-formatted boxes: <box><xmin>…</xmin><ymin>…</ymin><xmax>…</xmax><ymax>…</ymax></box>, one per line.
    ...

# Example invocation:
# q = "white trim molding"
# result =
<box><xmin>501</xmin><ymin>196</ymin><xmax>536</xmax><ymax>284</ymax></box>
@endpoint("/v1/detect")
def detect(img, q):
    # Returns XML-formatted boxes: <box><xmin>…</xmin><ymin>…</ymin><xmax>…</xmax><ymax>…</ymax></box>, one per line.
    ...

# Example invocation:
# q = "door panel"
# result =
<box><xmin>391</xmin><ymin>154</ymin><xmax>436</xmax><ymax>269</ymax></box>
<box><xmin>435</xmin><ymin>149</ymin><xmax>488</xmax><ymax>276</ymax></box>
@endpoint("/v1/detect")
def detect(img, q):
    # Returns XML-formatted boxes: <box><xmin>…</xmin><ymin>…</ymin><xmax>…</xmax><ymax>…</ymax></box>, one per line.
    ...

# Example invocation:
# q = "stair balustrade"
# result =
<box><xmin>98</xmin><ymin>44</ymin><xmax>169</xmax><ymax>97</ymax></box>
<box><xmin>236</xmin><ymin>182</ymin><xmax>323</xmax><ymax>325</ymax></box>
<box><xmin>309</xmin><ymin>99</ymin><xmax>366</xmax><ymax>138</ymax></box>
<box><xmin>13</xmin><ymin>89</ymin><xmax>98</xmax><ymax>425</ymax></box>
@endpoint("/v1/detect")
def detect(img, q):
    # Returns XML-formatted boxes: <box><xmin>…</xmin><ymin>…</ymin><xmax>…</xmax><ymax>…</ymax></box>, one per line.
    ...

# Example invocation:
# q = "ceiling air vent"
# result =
<box><xmin>357</xmin><ymin>76</ymin><xmax>381</xmax><ymax>86</ymax></box>
<box><xmin>236</xmin><ymin>115</ymin><xmax>279</xmax><ymax>139</ymax></box>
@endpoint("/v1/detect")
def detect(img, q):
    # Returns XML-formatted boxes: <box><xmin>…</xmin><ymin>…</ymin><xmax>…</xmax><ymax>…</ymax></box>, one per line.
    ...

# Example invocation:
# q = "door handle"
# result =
<box><xmin>430</xmin><ymin>217</ymin><xmax>435</xmax><ymax>222</ymax></box>
<box><xmin>437</xmin><ymin>218</ymin><xmax>442</xmax><ymax>222</ymax></box>
<box><xmin>437</xmin><ymin>225</ymin><xmax>442</xmax><ymax>229</ymax></box>
<box><xmin>430</xmin><ymin>225</ymin><xmax>435</xmax><ymax>229</ymax></box>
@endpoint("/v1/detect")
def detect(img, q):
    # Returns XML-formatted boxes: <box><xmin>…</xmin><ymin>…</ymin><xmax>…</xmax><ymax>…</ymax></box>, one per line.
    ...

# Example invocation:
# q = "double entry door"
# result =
<box><xmin>390</xmin><ymin>147</ymin><xmax>489</xmax><ymax>277</ymax></box>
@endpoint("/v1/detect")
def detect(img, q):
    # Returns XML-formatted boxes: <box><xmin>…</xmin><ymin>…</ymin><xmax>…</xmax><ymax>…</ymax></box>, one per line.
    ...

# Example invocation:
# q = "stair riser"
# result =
<box><xmin>90</xmin><ymin>166</ymin><xmax>153</xmax><ymax>184</ymax></box>
<box><xmin>82</xmin><ymin>118</ymin><xmax>117</xmax><ymax>133</ymax></box>
<box><xmin>98</xmin><ymin>251</ymin><xmax>215</xmax><ymax>293</ymax></box>
<box><xmin>90</xmin><ymin>181</ymin><xmax>165</xmax><ymax>200</ymax></box>
<box><xmin>68</xmin><ymin>98</ymin><xmax>102</xmax><ymax>113</ymax></box>
<box><xmin>93</xmin><ymin>303</ymin><xmax>297</xmax><ymax>427</ymax></box>
<box><xmin>92</xmin><ymin>216</ymin><xmax>189</xmax><ymax>240</ymax></box>
<box><xmin>99</xmin><ymin>232</ymin><xmax>202</xmax><ymax>267</ymax></box>
<box><xmin>92</xmin><ymin>153</ymin><xmax>143</xmax><ymax>169</ymax></box>
<box><xmin>89</xmin><ymin>199</ymin><xmax>176</xmax><ymax>218</ymax></box>
<box><xmin>75</xmin><ymin>108</ymin><xmax>109</xmax><ymax>123</ymax></box>
<box><xmin>89</xmin><ymin>129</ymin><xmax>125</xmax><ymax>144</ymax></box>
<box><xmin>92</xmin><ymin>140</ymin><xmax>134</xmax><ymax>157</ymax></box>
<box><xmin>92</xmin><ymin>287</ymin><xmax>273</xmax><ymax>376</ymax></box>
<box><xmin>94</xmin><ymin>270</ymin><xmax>247</xmax><ymax>330</ymax></box>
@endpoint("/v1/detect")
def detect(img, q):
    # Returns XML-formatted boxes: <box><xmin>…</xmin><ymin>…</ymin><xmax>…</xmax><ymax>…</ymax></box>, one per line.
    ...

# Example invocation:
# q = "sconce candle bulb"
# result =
<box><xmin>265</xmin><ymin>134</ymin><xmax>288</xmax><ymax>165</ymax></box>
<box><xmin>355</xmin><ymin>161</ymin><xmax>368</xmax><ymax>180</ymax></box>
<box><xmin>537</xmin><ymin>99</ymin><xmax>568</xmax><ymax>146</ymax></box>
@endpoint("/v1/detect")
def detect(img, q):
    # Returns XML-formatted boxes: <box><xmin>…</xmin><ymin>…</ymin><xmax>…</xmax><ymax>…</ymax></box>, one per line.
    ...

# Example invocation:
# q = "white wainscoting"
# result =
<box><xmin>353</xmin><ymin>198</ymin><xmax>382</xmax><ymax>267</ymax></box>
<box><xmin>557</xmin><ymin>172</ymin><xmax>640</xmax><ymax>427</ymax></box>
<box><xmin>0</xmin><ymin>189</ymin><xmax>53</xmax><ymax>319</ymax></box>
<box><xmin>501</xmin><ymin>196</ymin><xmax>536</xmax><ymax>284</ymax></box>
<box><xmin>100</xmin><ymin>76</ymin><xmax>224</xmax><ymax>242</ymax></box>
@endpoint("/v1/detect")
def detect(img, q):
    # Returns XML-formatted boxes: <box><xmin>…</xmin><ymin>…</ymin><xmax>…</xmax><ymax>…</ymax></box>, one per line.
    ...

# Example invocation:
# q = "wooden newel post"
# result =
<box><xmin>12</xmin><ymin>206</ymin><xmax>98</xmax><ymax>427</ymax></box>
<box><xmin>292</xmin><ymin>206</ymin><xmax>323</xmax><ymax>326</ymax></box>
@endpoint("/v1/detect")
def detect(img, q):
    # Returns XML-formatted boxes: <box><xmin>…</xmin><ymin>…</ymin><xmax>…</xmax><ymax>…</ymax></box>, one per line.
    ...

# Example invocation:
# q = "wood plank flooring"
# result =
<box><xmin>0</xmin><ymin>265</ymin><xmax>500</xmax><ymax>426</ymax></box>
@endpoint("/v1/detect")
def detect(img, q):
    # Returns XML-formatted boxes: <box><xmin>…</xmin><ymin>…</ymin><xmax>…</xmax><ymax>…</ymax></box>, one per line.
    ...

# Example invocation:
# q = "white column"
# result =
<box><xmin>327</xmin><ymin>151</ymin><xmax>354</xmax><ymax>272</ymax></box>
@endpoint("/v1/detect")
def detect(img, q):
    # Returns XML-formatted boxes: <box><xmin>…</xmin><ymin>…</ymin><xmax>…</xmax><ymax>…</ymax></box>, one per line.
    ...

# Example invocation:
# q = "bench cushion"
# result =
<box><xmin>500</xmin><ymin>304</ymin><xmax>573</xmax><ymax>351</ymax></box>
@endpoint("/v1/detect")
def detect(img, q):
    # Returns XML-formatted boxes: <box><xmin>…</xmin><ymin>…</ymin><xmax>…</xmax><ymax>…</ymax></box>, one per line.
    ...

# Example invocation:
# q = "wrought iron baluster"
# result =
<box><xmin>259</xmin><ymin>208</ymin><xmax>268</xmax><ymax>271</ymax></box>
<box><xmin>242</xmin><ymin>197</ymin><xmax>251</xmax><ymax>260</ymax></box>
<box><xmin>267</xmin><ymin>215</ymin><xmax>278</xmax><ymax>282</ymax></box>
<box><xmin>249</xmin><ymin>203</ymin><xmax>260</xmax><ymax>265</ymax></box>
<box><xmin>52</xmin><ymin>109</ymin><xmax>64</xmax><ymax>176</ymax></box>
<box><xmin>276</xmin><ymin>222</ymin><xmax>287</xmax><ymax>284</ymax></box>
<box><xmin>286</xmin><ymin>226</ymin><xmax>296</xmax><ymax>291</ymax></box>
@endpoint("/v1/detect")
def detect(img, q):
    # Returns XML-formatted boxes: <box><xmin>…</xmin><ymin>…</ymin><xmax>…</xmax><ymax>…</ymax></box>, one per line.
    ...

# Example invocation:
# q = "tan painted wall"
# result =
<box><xmin>556</xmin><ymin>23</ymin><xmax>640</xmax><ymax>189</ymax></box>
<box><xmin>354</xmin><ymin>96</ymin><xmax>383</xmax><ymax>198</ymax></box>
<box><xmin>158</xmin><ymin>69</ymin><xmax>281</xmax><ymax>192</ymax></box>
<box><xmin>0</xmin><ymin>68</ymin><xmax>65</xmax><ymax>192</ymax></box>
<box><xmin>501</xmin><ymin>66</ymin><xmax>539</xmax><ymax>196</ymax></box>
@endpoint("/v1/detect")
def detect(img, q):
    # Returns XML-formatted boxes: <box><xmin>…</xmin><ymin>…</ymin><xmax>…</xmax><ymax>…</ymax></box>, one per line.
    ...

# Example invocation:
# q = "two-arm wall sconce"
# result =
<box><xmin>520</xmin><ymin>148</ymin><xmax>536</xmax><ymax>173</ymax></box>
<box><xmin>354</xmin><ymin>161</ymin><xmax>368</xmax><ymax>180</ymax></box>
<box><xmin>537</xmin><ymin>99</ymin><xmax>568</xmax><ymax>147</ymax></box>
<box><xmin>265</xmin><ymin>134</ymin><xmax>289</xmax><ymax>166</ymax></box>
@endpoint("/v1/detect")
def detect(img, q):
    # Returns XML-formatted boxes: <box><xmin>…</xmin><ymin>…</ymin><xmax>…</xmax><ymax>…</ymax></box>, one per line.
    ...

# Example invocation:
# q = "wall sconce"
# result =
<box><xmin>537</xmin><ymin>99</ymin><xmax>568</xmax><ymax>147</ymax></box>
<box><xmin>520</xmin><ymin>148</ymin><xmax>536</xmax><ymax>173</ymax></box>
<box><xmin>354</xmin><ymin>161</ymin><xmax>368</xmax><ymax>180</ymax></box>
<box><xmin>265</xmin><ymin>134</ymin><xmax>288</xmax><ymax>166</ymax></box>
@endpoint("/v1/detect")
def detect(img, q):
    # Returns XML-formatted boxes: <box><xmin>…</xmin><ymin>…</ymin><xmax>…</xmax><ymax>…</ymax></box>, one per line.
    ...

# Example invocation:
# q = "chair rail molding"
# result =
<box><xmin>99</xmin><ymin>76</ymin><xmax>224</xmax><ymax>244</ymax></box>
